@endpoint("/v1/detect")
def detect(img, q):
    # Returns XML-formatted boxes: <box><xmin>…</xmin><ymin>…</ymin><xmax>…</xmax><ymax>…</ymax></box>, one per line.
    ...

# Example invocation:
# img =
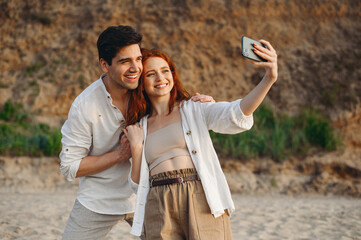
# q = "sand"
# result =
<box><xmin>1</xmin><ymin>188</ymin><xmax>360</xmax><ymax>240</ymax></box>
<box><xmin>1</xmin><ymin>156</ymin><xmax>360</xmax><ymax>239</ymax></box>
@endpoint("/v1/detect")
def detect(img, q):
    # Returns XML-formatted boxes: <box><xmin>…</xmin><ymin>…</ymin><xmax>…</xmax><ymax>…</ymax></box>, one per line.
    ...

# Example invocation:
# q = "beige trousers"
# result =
<box><xmin>62</xmin><ymin>199</ymin><xmax>143</xmax><ymax>240</ymax></box>
<box><xmin>144</xmin><ymin>168</ymin><xmax>232</xmax><ymax>240</ymax></box>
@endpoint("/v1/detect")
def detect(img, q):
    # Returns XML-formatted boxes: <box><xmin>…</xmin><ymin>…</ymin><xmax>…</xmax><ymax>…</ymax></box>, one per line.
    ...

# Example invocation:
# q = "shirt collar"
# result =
<box><xmin>100</xmin><ymin>73</ymin><xmax>112</xmax><ymax>99</ymax></box>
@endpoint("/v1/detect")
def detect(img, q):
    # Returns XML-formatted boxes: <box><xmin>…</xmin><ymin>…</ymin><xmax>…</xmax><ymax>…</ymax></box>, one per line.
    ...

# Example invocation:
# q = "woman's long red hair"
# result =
<box><xmin>126</xmin><ymin>48</ymin><xmax>191</xmax><ymax>125</ymax></box>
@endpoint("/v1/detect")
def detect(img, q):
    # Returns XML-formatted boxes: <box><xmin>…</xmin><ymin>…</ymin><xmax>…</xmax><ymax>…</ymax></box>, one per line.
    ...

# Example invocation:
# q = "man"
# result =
<box><xmin>60</xmin><ymin>25</ymin><xmax>212</xmax><ymax>239</ymax></box>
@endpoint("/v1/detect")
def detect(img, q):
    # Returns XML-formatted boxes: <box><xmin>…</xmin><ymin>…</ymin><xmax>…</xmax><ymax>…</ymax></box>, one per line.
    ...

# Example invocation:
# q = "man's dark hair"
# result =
<box><xmin>97</xmin><ymin>25</ymin><xmax>142</xmax><ymax>65</ymax></box>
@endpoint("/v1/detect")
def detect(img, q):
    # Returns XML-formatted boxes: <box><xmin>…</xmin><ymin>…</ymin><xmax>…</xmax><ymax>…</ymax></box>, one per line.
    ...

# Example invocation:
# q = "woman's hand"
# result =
<box><xmin>122</xmin><ymin>124</ymin><xmax>144</xmax><ymax>151</ymax></box>
<box><xmin>251</xmin><ymin>40</ymin><xmax>278</xmax><ymax>84</ymax></box>
<box><xmin>123</xmin><ymin>124</ymin><xmax>144</xmax><ymax>184</ymax></box>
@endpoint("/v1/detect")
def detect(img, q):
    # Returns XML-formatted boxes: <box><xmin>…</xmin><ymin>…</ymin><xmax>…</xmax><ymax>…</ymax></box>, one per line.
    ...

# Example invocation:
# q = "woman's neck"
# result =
<box><xmin>149</xmin><ymin>95</ymin><xmax>171</xmax><ymax>117</ymax></box>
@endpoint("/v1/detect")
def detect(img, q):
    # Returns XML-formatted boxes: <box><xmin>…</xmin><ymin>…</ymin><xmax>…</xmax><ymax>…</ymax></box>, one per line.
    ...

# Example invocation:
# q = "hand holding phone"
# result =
<box><xmin>241</xmin><ymin>37</ymin><xmax>278</xmax><ymax>84</ymax></box>
<box><xmin>241</xmin><ymin>36</ymin><xmax>268</xmax><ymax>62</ymax></box>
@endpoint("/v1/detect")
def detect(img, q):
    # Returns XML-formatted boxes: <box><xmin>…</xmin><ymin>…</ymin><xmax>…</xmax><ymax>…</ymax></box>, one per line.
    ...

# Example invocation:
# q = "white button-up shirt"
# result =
<box><xmin>60</xmin><ymin>74</ymin><xmax>136</xmax><ymax>215</ymax></box>
<box><xmin>129</xmin><ymin>99</ymin><xmax>254</xmax><ymax>236</ymax></box>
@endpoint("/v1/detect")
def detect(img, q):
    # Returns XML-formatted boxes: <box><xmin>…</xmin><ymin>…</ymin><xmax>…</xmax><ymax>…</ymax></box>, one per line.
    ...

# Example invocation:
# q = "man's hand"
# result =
<box><xmin>117</xmin><ymin>133</ymin><xmax>131</xmax><ymax>162</ymax></box>
<box><xmin>191</xmin><ymin>93</ymin><xmax>215</xmax><ymax>103</ymax></box>
<box><xmin>75</xmin><ymin>133</ymin><xmax>131</xmax><ymax>177</ymax></box>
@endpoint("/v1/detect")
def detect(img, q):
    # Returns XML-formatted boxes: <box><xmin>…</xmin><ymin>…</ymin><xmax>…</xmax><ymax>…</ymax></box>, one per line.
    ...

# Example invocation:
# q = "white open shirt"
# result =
<box><xmin>129</xmin><ymin>99</ymin><xmax>254</xmax><ymax>236</ymax></box>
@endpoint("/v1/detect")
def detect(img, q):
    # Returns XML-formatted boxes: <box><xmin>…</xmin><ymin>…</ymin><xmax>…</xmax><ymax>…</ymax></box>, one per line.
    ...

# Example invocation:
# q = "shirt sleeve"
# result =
<box><xmin>128</xmin><ymin>157</ymin><xmax>139</xmax><ymax>192</ymax></box>
<box><xmin>200</xmin><ymin>99</ymin><xmax>254</xmax><ymax>134</ymax></box>
<box><xmin>59</xmin><ymin>104</ymin><xmax>92</xmax><ymax>181</ymax></box>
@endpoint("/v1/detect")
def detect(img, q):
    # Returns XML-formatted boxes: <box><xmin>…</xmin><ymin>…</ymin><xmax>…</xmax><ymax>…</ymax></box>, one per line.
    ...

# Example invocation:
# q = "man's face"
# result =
<box><xmin>105</xmin><ymin>44</ymin><xmax>143</xmax><ymax>90</ymax></box>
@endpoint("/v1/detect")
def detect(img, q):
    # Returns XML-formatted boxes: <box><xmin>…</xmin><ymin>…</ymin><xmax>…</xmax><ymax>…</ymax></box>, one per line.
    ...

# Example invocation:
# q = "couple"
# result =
<box><xmin>60</xmin><ymin>25</ymin><xmax>277</xmax><ymax>240</ymax></box>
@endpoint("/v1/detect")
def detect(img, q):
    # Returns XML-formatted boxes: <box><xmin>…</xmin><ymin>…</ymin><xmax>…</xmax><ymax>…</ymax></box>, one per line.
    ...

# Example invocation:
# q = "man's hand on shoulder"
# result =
<box><xmin>191</xmin><ymin>93</ymin><xmax>215</xmax><ymax>103</ymax></box>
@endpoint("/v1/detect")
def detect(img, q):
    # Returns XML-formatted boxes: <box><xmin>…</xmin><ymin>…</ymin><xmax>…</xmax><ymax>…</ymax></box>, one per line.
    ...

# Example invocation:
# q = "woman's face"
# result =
<box><xmin>143</xmin><ymin>57</ymin><xmax>174</xmax><ymax>98</ymax></box>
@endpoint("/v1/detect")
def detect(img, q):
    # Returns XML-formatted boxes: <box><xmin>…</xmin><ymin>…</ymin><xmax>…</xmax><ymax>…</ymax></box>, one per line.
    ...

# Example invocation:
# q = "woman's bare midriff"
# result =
<box><xmin>150</xmin><ymin>155</ymin><xmax>195</xmax><ymax>176</ymax></box>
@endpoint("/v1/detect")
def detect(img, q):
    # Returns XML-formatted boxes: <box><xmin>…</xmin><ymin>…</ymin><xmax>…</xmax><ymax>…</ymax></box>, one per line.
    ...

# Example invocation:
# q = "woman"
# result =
<box><xmin>124</xmin><ymin>40</ymin><xmax>278</xmax><ymax>239</ymax></box>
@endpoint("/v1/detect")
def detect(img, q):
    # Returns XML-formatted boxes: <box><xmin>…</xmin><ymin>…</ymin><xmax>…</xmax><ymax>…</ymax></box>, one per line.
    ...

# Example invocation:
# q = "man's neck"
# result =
<box><xmin>102</xmin><ymin>75</ymin><xmax>129</xmax><ymax>101</ymax></box>
<box><xmin>102</xmin><ymin>75</ymin><xmax>130</xmax><ymax>116</ymax></box>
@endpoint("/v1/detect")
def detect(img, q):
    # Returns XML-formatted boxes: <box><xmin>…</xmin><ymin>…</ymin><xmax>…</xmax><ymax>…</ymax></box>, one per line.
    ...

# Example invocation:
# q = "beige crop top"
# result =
<box><xmin>145</xmin><ymin>121</ymin><xmax>190</xmax><ymax>171</ymax></box>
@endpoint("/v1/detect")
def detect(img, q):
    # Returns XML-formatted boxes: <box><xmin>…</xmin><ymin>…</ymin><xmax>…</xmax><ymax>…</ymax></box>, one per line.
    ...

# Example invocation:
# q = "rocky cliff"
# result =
<box><xmin>1</xmin><ymin>0</ymin><xmax>361</xmax><ymax>149</ymax></box>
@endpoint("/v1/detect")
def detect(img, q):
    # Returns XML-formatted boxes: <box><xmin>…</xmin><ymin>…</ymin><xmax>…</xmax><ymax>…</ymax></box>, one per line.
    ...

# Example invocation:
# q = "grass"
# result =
<box><xmin>0</xmin><ymin>100</ymin><xmax>62</xmax><ymax>157</ymax></box>
<box><xmin>0</xmin><ymin>100</ymin><xmax>342</xmax><ymax>160</ymax></box>
<box><xmin>210</xmin><ymin>104</ymin><xmax>342</xmax><ymax>162</ymax></box>
<box><xmin>0</xmin><ymin>100</ymin><xmax>29</xmax><ymax>124</ymax></box>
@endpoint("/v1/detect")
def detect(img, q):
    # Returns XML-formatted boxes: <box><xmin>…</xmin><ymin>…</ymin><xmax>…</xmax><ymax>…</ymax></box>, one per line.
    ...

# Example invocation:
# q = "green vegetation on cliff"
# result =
<box><xmin>211</xmin><ymin>104</ymin><xmax>342</xmax><ymax>161</ymax></box>
<box><xmin>0</xmin><ymin>100</ymin><xmax>61</xmax><ymax>157</ymax></box>
<box><xmin>0</xmin><ymin>100</ymin><xmax>341</xmax><ymax>160</ymax></box>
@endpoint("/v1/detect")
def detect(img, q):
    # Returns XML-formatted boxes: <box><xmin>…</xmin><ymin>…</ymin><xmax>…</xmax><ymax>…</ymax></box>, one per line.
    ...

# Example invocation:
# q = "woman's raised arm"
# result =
<box><xmin>239</xmin><ymin>40</ymin><xmax>278</xmax><ymax>116</ymax></box>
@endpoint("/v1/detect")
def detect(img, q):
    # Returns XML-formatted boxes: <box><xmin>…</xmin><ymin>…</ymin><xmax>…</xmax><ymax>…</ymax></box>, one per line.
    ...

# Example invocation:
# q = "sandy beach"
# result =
<box><xmin>1</xmin><ymin>156</ymin><xmax>361</xmax><ymax>239</ymax></box>
<box><xmin>1</xmin><ymin>188</ymin><xmax>360</xmax><ymax>240</ymax></box>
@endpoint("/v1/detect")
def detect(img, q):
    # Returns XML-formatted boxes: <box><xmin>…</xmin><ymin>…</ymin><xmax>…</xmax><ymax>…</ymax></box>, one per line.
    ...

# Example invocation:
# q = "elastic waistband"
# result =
<box><xmin>149</xmin><ymin>168</ymin><xmax>197</xmax><ymax>181</ymax></box>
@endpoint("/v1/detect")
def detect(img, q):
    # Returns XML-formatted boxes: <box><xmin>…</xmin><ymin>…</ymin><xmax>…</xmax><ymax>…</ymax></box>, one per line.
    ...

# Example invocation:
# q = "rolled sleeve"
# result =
<box><xmin>59</xmin><ymin>149</ymin><xmax>82</xmax><ymax>181</ymax></box>
<box><xmin>200</xmin><ymin>99</ymin><xmax>254</xmax><ymax>134</ymax></box>
<box><xmin>231</xmin><ymin>99</ymin><xmax>254</xmax><ymax>130</ymax></box>
<box><xmin>59</xmin><ymin>104</ymin><xmax>92</xmax><ymax>181</ymax></box>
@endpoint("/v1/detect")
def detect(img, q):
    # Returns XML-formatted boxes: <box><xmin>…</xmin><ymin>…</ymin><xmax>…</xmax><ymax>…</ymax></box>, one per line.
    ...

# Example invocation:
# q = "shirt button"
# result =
<box><xmin>192</xmin><ymin>150</ymin><xmax>197</xmax><ymax>154</ymax></box>
<box><xmin>186</xmin><ymin>130</ymin><xmax>191</xmax><ymax>135</ymax></box>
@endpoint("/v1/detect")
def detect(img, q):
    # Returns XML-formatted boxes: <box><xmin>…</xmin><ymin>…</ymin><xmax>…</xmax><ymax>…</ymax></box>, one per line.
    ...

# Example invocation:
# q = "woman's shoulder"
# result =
<box><xmin>180</xmin><ymin>99</ymin><xmax>203</xmax><ymax>107</ymax></box>
<box><xmin>180</xmin><ymin>99</ymin><xmax>195</xmax><ymax>111</ymax></box>
<box><xmin>180</xmin><ymin>99</ymin><xmax>214</xmax><ymax>111</ymax></box>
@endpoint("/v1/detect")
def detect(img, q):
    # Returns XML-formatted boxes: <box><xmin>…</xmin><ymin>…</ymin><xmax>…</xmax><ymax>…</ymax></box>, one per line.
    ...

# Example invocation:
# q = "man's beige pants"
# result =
<box><xmin>62</xmin><ymin>199</ymin><xmax>143</xmax><ymax>240</ymax></box>
<box><xmin>145</xmin><ymin>168</ymin><xmax>232</xmax><ymax>240</ymax></box>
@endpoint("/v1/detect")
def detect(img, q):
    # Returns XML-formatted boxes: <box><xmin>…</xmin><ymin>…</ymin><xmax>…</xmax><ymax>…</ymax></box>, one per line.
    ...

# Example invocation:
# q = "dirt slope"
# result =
<box><xmin>1</xmin><ymin>0</ymin><xmax>360</xmax><ymax>147</ymax></box>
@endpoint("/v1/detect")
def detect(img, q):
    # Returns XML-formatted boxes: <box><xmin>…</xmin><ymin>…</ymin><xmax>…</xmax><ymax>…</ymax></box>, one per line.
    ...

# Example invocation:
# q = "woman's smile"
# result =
<box><xmin>154</xmin><ymin>83</ymin><xmax>168</xmax><ymax>89</ymax></box>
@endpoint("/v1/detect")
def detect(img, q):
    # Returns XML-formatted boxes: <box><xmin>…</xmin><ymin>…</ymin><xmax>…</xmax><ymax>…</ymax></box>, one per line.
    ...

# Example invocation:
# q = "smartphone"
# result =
<box><xmin>241</xmin><ymin>36</ymin><xmax>267</xmax><ymax>62</ymax></box>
